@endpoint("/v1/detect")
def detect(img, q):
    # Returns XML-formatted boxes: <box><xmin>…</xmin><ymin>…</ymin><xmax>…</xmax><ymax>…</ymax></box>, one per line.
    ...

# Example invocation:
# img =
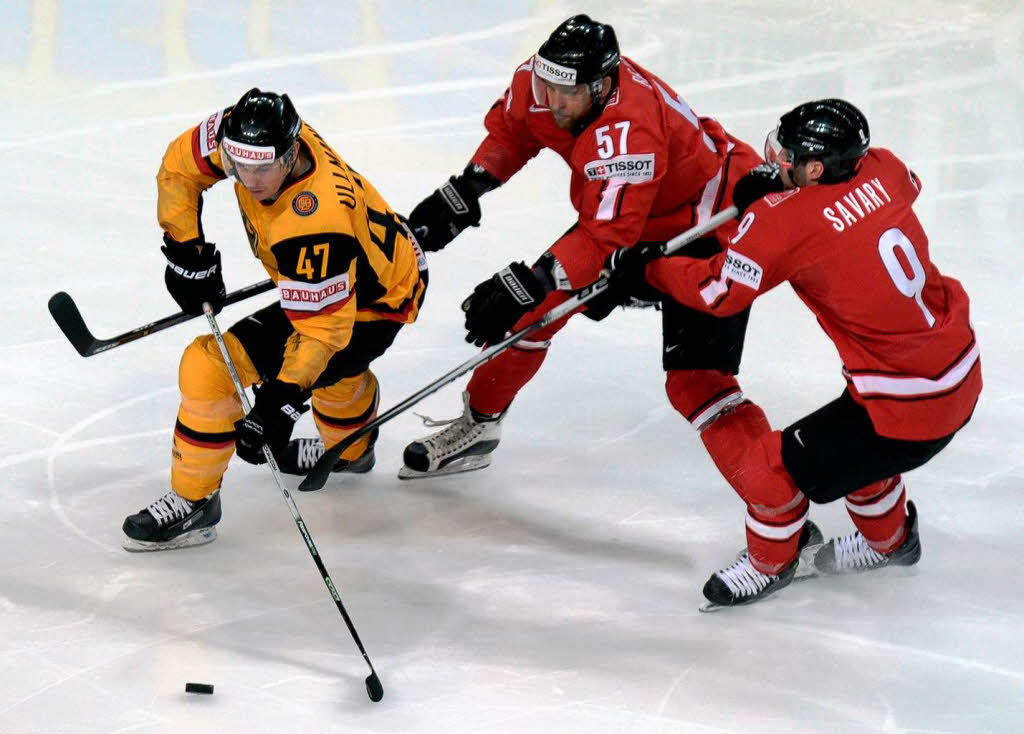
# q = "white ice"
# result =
<box><xmin>2</xmin><ymin>1</ymin><xmax>1023</xmax><ymax>732</ymax></box>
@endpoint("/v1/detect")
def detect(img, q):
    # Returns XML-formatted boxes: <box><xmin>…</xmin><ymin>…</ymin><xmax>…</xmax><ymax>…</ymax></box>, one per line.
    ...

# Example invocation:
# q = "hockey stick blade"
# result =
<box><xmin>48</xmin><ymin>292</ymin><xmax>101</xmax><ymax>357</ymax></box>
<box><xmin>48</xmin><ymin>280</ymin><xmax>276</xmax><ymax>357</ymax></box>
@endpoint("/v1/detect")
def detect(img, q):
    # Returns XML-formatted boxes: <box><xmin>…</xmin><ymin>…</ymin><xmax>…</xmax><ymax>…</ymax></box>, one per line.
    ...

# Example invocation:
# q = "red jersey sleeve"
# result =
<box><xmin>470</xmin><ymin>62</ymin><xmax>544</xmax><ymax>182</ymax></box>
<box><xmin>647</xmin><ymin>195</ymin><xmax>799</xmax><ymax>315</ymax></box>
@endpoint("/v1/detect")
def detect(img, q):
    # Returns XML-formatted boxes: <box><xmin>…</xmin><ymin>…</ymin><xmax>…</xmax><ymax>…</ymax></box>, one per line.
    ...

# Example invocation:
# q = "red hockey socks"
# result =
<box><xmin>664</xmin><ymin>369</ymin><xmax>743</xmax><ymax>430</ymax></box>
<box><xmin>845</xmin><ymin>475</ymin><xmax>908</xmax><ymax>553</ymax></box>
<box><xmin>466</xmin><ymin>289</ymin><xmax>578</xmax><ymax>416</ymax></box>
<box><xmin>696</xmin><ymin>393</ymin><xmax>770</xmax><ymax>495</ymax></box>
<box><xmin>669</xmin><ymin>369</ymin><xmax>809</xmax><ymax>574</ymax></box>
<box><xmin>736</xmin><ymin>430</ymin><xmax>809</xmax><ymax>574</ymax></box>
<box><xmin>467</xmin><ymin>341</ymin><xmax>549</xmax><ymax>416</ymax></box>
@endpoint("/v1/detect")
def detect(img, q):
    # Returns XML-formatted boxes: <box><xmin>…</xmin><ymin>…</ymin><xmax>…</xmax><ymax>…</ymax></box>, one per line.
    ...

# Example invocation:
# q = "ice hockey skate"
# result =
<box><xmin>700</xmin><ymin>520</ymin><xmax>822</xmax><ymax>612</ymax></box>
<box><xmin>122</xmin><ymin>489</ymin><xmax>221</xmax><ymax>552</ymax></box>
<box><xmin>731</xmin><ymin>520</ymin><xmax>824</xmax><ymax>580</ymax></box>
<box><xmin>399</xmin><ymin>391</ymin><xmax>504</xmax><ymax>479</ymax></box>
<box><xmin>278</xmin><ymin>437</ymin><xmax>376</xmax><ymax>477</ymax></box>
<box><xmin>812</xmin><ymin>500</ymin><xmax>921</xmax><ymax>575</ymax></box>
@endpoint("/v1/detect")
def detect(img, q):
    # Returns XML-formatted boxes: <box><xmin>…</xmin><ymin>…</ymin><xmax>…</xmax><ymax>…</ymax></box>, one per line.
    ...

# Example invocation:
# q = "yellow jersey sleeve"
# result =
<box><xmin>157</xmin><ymin>109</ymin><xmax>228</xmax><ymax>243</ymax></box>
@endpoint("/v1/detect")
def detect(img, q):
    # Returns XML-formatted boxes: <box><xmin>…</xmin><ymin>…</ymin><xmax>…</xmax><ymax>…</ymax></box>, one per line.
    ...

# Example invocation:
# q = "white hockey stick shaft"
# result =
<box><xmin>202</xmin><ymin>303</ymin><xmax>383</xmax><ymax>701</ymax></box>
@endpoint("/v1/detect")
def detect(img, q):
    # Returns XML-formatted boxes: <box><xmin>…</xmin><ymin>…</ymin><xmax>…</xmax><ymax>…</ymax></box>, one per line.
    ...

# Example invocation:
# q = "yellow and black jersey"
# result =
<box><xmin>157</xmin><ymin>110</ymin><xmax>427</xmax><ymax>389</ymax></box>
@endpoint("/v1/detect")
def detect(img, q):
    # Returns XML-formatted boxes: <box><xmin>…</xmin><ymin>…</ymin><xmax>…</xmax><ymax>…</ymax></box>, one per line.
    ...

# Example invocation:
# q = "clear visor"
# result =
<box><xmin>530</xmin><ymin>74</ymin><xmax>593</xmax><ymax>108</ymax></box>
<box><xmin>764</xmin><ymin>126</ymin><xmax>795</xmax><ymax>168</ymax></box>
<box><xmin>220</xmin><ymin>137</ymin><xmax>289</xmax><ymax>181</ymax></box>
<box><xmin>530</xmin><ymin>53</ymin><xmax>591</xmax><ymax>108</ymax></box>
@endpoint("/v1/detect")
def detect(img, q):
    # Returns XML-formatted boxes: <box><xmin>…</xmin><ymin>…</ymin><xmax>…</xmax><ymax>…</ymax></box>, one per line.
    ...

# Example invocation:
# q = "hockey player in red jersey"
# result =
<box><xmin>400</xmin><ymin>15</ymin><xmax>765</xmax><ymax>484</ymax></box>
<box><xmin>597</xmin><ymin>98</ymin><xmax>982</xmax><ymax>608</ymax></box>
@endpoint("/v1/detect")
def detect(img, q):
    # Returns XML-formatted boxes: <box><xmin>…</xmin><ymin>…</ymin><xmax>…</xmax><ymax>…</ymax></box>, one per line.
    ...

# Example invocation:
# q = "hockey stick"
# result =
<box><xmin>298</xmin><ymin>206</ymin><xmax>739</xmax><ymax>493</ymax></box>
<box><xmin>48</xmin><ymin>279</ymin><xmax>276</xmax><ymax>357</ymax></box>
<box><xmin>202</xmin><ymin>302</ymin><xmax>384</xmax><ymax>703</ymax></box>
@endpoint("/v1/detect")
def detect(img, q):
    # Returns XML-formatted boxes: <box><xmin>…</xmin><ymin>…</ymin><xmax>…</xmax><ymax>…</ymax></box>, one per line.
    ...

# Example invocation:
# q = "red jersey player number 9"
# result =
<box><xmin>877</xmin><ymin>228</ymin><xmax>936</xmax><ymax>328</ymax></box>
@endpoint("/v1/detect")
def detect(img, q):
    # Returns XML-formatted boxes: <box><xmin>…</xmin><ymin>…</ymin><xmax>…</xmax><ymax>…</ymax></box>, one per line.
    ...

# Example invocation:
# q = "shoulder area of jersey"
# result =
<box><xmin>618</xmin><ymin>57</ymin><xmax>655</xmax><ymax>90</ymax></box>
<box><xmin>749</xmin><ymin>187</ymin><xmax>803</xmax><ymax>213</ymax></box>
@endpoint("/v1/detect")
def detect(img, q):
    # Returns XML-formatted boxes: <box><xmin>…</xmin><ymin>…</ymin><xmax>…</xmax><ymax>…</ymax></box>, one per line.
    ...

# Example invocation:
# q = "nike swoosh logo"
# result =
<box><xmin>794</xmin><ymin>429</ymin><xmax>805</xmax><ymax>447</ymax></box>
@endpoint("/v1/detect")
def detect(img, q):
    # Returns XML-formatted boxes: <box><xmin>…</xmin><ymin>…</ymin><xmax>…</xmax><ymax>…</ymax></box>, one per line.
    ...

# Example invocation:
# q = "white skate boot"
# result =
<box><xmin>399</xmin><ymin>391</ymin><xmax>504</xmax><ymax>479</ymax></box>
<box><xmin>813</xmin><ymin>501</ymin><xmax>921</xmax><ymax>575</ymax></box>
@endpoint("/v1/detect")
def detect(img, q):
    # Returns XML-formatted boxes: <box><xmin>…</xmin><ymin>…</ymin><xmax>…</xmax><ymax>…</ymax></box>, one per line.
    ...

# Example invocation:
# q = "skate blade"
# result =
<box><xmin>397</xmin><ymin>455</ymin><xmax>492</xmax><ymax>480</ymax></box>
<box><xmin>122</xmin><ymin>526</ymin><xmax>217</xmax><ymax>553</ymax></box>
<box><xmin>698</xmin><ymin>601</ymin><xmax>728</xmax><ymax>613</ymax></box>
<box><xmin>795</xmin><ymin>543</ymin><xmax>823</xmax><ymax>580</ymax></box>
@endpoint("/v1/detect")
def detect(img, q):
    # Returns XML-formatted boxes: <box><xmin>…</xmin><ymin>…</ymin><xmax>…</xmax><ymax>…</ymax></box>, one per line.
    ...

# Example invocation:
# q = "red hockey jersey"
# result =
<box><xmin>471</xmin><ymin>56</ymin><xmax>752</xmax><ymax>287</ymax></box>
<box><xmin>647</xmin><ymin>148</ymin><xmax>981</xmax><ymax>441</ymax></box>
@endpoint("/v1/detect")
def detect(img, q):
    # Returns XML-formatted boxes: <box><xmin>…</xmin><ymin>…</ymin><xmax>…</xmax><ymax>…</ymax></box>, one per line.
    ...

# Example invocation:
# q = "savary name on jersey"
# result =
<box><xmin>822</xmin><ymin>177</ymin><xmax>893</xmax><ymax>232</ymax></box>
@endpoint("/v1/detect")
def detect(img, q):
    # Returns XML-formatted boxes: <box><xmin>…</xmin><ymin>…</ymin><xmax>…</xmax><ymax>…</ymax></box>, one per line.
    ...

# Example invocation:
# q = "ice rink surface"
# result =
<box><xmin>2</xmin><ymin>1</ymin><xmax>1023</xmax><ymax>731</ymax></box>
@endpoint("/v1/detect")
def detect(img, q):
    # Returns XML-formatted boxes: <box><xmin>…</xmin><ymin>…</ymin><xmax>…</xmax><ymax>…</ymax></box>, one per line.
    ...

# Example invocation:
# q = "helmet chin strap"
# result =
<box><xmin>569</xmin><ymin>76</ymin><xmax>615</xmax><ymax>137</ymax></box>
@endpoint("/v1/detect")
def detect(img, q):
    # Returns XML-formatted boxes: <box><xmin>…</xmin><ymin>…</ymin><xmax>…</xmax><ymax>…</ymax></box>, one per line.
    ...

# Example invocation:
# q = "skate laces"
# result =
<box><xmin>415</xmin><ymin>394</ymin><xmax>497</xmax><ymax>457</ymax></box>
<box><xmin>716</xmin><ymin>557</ymin><xmax>775</xmax><ymax>598</ymax></box>
<box><xmin>422</xmin><ymin>412</ymin><xmax>484</xmax><ymax>455</ymax></box>
<box><xmin>295</xmin><ymin>438</ymin><xmax>324</xmax><ymax>470</ymax></box>
<box><xmin>146</xmin><ymin>490</ymin><xmax>195</xmax><ymax>526</ymax></box>
<box><xmin>413</xmin><ymin>411</ymin><xmax>459</xmax><ymax>428</ymax></box>
<box><xmin>833</xmin><ymin>532</ymin><xmax>886</xmax><ymax>569</ymax></box>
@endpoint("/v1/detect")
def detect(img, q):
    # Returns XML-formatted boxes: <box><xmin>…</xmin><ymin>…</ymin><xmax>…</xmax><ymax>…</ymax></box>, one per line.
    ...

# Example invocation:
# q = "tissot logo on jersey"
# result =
<box><xmin>722</xmin><ymin>249</ymin><xmax>763</xmax><ymax>290</ymax></box>
<box><xmin>279</xmin><ymin>273</ymin><xmax>350</xmax><ymax>312</ymax></box>
<box><xmin>584</xmin><ymin>153</ymin><xmax>656</xmax><ymax>182</ymax></box>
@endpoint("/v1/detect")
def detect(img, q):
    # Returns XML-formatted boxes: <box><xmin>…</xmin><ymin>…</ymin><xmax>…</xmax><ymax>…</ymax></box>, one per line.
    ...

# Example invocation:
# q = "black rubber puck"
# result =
<box><xmin>185</xmin><ymin>682</ymin><xmax>214</xmax><ymax>695</ymax></box>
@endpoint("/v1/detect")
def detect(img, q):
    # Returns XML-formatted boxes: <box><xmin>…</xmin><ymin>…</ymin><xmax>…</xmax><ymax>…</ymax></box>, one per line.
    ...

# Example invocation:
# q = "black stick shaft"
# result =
<box><xmin>49</xmin><ymin>279</ymin><xmax>276</xmax><ymax>357</ymax></box>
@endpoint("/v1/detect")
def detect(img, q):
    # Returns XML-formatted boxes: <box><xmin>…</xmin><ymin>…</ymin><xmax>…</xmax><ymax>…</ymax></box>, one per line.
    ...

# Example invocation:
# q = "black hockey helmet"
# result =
<box><xmin>768</xmin><ymin>99</ymin><xmax>870</xmax><ymax>183</ymax></box>
<box><xmin>219</xmin><ymin>88</ymin><xmax>301</xmax><ymax>170</ymax></box>
<box><xmin>533</xmin><ymin>15</ymin><xmax>619</xmax><ymax>100</ymax></box>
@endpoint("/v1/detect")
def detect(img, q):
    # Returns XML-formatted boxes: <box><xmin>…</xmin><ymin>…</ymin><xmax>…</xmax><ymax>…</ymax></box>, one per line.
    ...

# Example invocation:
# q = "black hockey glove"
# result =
<box><xmin>584</xmin><ymin>243</ymin><xmax>664</xmax><ymax>322</ymax></box>
<box><xmin>407</xmin><ymin>165</ymin><xmax>499</xmax><ymax>252</ymax></box>
<box><xmin>462</xmin><ymin>261</ymin><xmax>551</xmax><ymax>347</ymax></box>
<box><xmin>233</xmin><ymin>380</ymin><xmax>310</xmax><ymax>465</ymax></box>
<box><xmin>732</xmin><ymin>162</ymin><xmax>786</xmax><ymax>214</ymax></box>
<box><xmin>161</xmin><ymin>234</ymin><xmax>226</xmax><ymax>316</ymax></box>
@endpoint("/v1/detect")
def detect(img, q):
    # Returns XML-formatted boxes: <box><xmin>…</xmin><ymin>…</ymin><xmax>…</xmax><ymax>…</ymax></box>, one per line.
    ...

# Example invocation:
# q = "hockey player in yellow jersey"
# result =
<box><xmin>123</xmin><ymin>88</ymin><xmax>427</xmax><ymax>551</ymax></box>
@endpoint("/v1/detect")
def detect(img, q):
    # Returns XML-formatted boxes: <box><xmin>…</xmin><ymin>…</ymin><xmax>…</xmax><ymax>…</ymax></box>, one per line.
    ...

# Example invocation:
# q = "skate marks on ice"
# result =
<box><xmin>81</xmin><ymin>7</ymin><xmax>575</xmax><ymax>97</ymax></box>
<box><xmin>0</xmin><ymin>6</ymin><xmax>565</xmax><ymax>152</ymax></box>
<box><xmin>0</xmin><ymin>583</ymin><xmax>352</xmax><ymax>721</ymax></box>
<box><xmin>40</xmin><ymin>386</ymin><xmax>178</xmax><ymax>553</ymax></box>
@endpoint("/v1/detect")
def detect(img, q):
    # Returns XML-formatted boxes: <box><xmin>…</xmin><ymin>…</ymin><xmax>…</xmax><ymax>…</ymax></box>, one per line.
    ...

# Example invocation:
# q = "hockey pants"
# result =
<box><xmin>170</xmin><ymin>333</ymin><xmax>379</xmax><ymax>501</ymax></box>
